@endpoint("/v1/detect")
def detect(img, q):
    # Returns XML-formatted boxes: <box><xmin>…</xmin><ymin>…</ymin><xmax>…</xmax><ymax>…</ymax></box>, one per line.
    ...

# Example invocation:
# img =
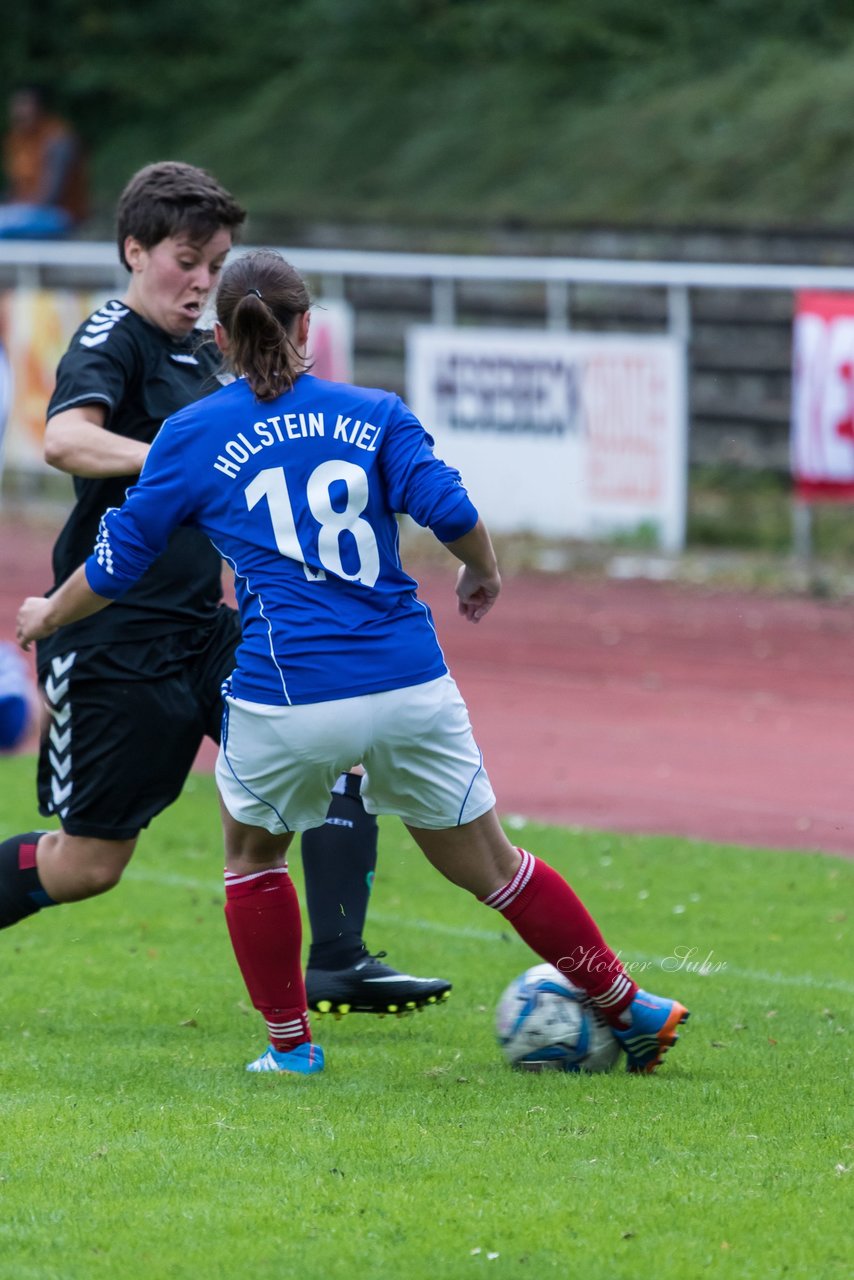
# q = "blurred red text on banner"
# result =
<box><xmin>791</xmin><ymin>290</ymin><xmax>854</xmax><ymax>501</ymax></box>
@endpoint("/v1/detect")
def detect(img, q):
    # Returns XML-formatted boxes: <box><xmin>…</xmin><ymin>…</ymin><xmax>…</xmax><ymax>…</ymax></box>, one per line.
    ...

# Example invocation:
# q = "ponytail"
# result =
<box><xmin>216</xmin><ymin>251</ymin><xmax>312</xmax><ymax>400</ymax></box>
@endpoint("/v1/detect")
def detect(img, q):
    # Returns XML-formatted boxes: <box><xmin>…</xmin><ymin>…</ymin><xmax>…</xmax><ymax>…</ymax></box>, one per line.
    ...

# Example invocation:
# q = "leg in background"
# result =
<box><xmin>0</xmin><ymin>828</ymin><xmax>137</xmax><ymax>928</ymax></box>
<box><xmin>300</xmin><ymin>771</ymin><xmax>452</xmax><ymax>1016</ymax></box>
<box><xmin>301</xmin><ymin>771</ymin><xmax>379</xmax><ymax>970</ymax></box>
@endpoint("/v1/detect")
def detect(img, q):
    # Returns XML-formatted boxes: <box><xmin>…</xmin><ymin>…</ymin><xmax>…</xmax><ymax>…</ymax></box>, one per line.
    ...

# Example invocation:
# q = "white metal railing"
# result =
<box><xmin>4</xmin><ymin>240</ymin><xmax>854</xmax><ymax>343</ymax></box>
<box><xmin>5</xmin><ymin>238</ymin><xmax>849</xmax><ymax>552</ymax></box>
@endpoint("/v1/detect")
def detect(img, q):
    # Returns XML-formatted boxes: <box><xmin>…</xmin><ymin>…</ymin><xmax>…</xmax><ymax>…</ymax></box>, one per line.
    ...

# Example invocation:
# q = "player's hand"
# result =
<box><xmin>456</xmin><ymin>566</ymin><xmax>501</xmax><ymax>623</ymax></box>
<box><xmin>16</xmin><ymin>597</ymin><xmax>57</xmax><ymax>650</ymax></box>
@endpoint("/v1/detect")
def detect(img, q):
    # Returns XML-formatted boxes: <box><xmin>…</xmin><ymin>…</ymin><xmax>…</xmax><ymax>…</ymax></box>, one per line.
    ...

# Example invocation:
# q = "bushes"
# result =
<box><xmin>8</xmin><ymin>2</ymin><xmax>854</xmax><ymax>229</ymax></box>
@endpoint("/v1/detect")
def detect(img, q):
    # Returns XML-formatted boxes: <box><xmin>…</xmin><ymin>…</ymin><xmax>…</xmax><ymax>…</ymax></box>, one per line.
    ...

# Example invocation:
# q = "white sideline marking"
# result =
<box><xmin>123</xmin><ymin>865</ymin><xmax>854</xmax><ymax>997</ymax></box>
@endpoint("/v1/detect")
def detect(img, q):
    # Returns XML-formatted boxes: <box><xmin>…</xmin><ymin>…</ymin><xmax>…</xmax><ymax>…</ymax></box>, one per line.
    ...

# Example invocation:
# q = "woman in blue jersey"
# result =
<box><xmin>17</xmin><ymin>250</ymin><xmax>689</xmax><ymax>1077</ymax></box>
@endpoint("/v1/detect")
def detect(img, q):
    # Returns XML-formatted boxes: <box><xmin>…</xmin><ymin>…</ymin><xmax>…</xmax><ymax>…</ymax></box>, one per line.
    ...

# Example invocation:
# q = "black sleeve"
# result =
<box><xmin>46</xmin><ymin>303</ymin><xmax>139</xmax><ymax>430</ymax></box>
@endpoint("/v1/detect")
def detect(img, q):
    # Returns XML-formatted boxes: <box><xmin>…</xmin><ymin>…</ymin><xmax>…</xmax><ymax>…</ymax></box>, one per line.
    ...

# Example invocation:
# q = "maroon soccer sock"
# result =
<box><xmin>481</xmin><ymin>850</ymin><xmax>638</xmax><ymax>1024</ymax></box>
<box><xmin>224</xmin><ymin>865</ymin><xmax>311</xmax><ymax>1053</ymax></box>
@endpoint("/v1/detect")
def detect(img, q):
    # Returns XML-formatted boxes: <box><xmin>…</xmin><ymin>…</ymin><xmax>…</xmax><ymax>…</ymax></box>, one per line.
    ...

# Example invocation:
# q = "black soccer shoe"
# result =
<box><xmin>306</xmin><ymin>949</ymin><xmax>452</xmax><ymax>1015</ymax></box>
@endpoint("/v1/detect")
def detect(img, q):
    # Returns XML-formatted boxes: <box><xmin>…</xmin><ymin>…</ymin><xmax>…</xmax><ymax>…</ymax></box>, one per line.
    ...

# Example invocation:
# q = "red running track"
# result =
<box><xmin>3</xmin><ymin>511</ymin><xmax>854</xmax><ymax>857</ymax></box>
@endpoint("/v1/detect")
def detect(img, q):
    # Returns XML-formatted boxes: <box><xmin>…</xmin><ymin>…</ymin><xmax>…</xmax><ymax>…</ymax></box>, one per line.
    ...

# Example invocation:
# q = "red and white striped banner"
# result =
<box><xmin>791</xmin><ymin>290</ymin><xmax>854</xmax><ymax>500</ymax></box>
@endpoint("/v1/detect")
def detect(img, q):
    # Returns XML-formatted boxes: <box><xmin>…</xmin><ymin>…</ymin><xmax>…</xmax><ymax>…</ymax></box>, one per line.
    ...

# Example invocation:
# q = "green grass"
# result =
<box><xmin>1</xmin><ymin>757</ymin><xmax>851</xmax><ymax>1279</ymax></box>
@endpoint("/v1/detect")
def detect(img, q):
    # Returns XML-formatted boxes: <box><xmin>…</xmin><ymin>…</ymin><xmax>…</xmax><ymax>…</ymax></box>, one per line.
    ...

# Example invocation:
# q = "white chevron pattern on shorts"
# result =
<box><xmin>51</xmin><ymin>652</ymin><xmax>77</xmax><ymax>677</ymax></box>
<box><xmin>43</xmin><ymin>651</ymin><xmax>76</xmax><ymax>819</ymax></box>
<box><xmin>51</xmin><ymin>776</ymin><xmax>73</xmax><ymax>807</ymax></box>
<box><xmin>48</xmin><ymin>749</ymin><xmax>72</xmax><ymax>780</ymax></box>
<box><xmin>44</xmin><ymin>673</ymin><xmax>69</xmax><ymax>704</ymax></box>
<box><xmin>49</xmin><ymin>724</ymin><xmax>71</xmax><ymax>753</ymax></box>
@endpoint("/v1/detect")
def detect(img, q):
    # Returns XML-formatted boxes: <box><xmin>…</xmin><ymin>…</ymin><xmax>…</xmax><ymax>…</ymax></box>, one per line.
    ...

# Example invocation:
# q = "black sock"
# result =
<box><xmin>301</xmin><ymin>773</ymin><xmax>379</xmax><ymax>970</ymax></box>
<box><xmin>0</xmin><ymin>832</ymin><xmax>56</xmax><ymax>929</ymax></box>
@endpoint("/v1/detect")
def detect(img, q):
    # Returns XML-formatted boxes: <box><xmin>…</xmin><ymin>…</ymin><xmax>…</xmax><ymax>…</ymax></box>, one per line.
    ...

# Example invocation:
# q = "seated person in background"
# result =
<box><xmin>0</xmin><ymin>85</ymin><xmax>88</xmax><ymax>240</ymax></box>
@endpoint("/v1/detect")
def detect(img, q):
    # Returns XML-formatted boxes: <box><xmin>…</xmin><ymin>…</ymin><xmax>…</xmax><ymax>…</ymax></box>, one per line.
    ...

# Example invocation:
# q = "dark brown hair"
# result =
<box><xmin>216</xmin><ymin>250</ymin><xmax>312</xmax><ymax>401</ymax></box>
<box><xmin>116</xmin><ymin>161</ymin><xmax>246</xmax><ymax>269</ymax></box>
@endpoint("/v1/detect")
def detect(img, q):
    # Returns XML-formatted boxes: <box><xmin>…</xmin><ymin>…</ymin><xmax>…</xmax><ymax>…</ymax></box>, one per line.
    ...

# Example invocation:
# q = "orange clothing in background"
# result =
<box><xmin>4</xmin><ymin>114</ymin><xmax>88</xmax><ymax>223</ymax></box>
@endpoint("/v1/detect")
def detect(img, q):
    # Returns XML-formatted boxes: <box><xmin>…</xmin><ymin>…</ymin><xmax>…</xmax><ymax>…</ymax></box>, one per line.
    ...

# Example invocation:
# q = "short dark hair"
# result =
<box><xmin>116</xmin><ymin>161</ymin><xmax>246</xmax><ymax>270</ymax></box>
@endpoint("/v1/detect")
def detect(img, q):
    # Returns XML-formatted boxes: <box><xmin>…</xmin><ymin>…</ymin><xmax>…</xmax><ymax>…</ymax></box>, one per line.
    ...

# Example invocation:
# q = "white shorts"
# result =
<box><xmin>215</xmin><ymin>673</ymin><xmax>496</xmax><ymax>834</ymax></box>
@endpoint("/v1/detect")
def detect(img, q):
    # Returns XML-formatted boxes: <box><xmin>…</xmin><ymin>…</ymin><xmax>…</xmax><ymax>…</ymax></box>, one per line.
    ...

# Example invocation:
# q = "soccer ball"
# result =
<box><xmin>495</xmin><ymin>963</ymin><xmax>621</xmax><ymax>1073</ymax></box>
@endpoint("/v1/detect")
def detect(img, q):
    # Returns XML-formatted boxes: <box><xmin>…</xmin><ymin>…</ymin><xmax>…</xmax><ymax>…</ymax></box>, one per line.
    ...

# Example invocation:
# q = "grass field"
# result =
<box><xmin>1</xmin><ymin>757</ymin><xmax>851</xmax><ymax>1280</ymax></box>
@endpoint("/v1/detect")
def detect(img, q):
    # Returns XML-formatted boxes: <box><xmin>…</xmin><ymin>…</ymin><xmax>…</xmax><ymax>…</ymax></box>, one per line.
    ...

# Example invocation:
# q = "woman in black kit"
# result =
<box><xmin>0</xmin><ymin>161</ymin><xmax>450</xmax><ymax>1027</ymax></box>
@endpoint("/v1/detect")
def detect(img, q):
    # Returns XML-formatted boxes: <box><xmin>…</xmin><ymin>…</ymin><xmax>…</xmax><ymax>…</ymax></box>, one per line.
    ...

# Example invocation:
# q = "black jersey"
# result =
<box><xmin>39</xmin><ymin>300</ymin><xmax>226</xmax><ymax>655</ymax></box>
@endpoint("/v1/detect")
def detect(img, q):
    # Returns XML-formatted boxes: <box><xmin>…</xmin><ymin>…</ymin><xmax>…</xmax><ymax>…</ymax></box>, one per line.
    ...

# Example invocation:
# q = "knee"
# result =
<box><xmin>77</xmin><ymin>859</ymin><xmax>125</xmax><ymax>896</ymax></box>
<box><xmin>40</xmin><ymin>831</ymin><xmax>136</xmax><ymax>903</ymax></box>
<box><xmin>59</xmin><ymin>844</ymin><xmax>127</xmax><ymax>898</ymax></box>
<box><xmin>225</xmin><ymin>848</ymin><xmax>288</xmax><ymax>878</ymax></box>
<box><xmin>221</xmin><ymin>809</ymin><xmax>292</xmax><ymax>875</ymax></box>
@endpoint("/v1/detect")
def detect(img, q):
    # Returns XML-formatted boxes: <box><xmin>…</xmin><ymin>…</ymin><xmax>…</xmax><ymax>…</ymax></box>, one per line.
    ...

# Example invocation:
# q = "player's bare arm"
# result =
<box><xmin>444</xmin><ymin>518</ymin><xmax>502</xmax><ymax>623</ymax></box>
<box><xmin>17</xmin><ymin>565</ymin><xmax>109</xmax><ymax>650</ymax></box>
<box><xmin>44</xmin><ymin>404</ymin><xmax>149</xmax><ymax>478</ymax></box>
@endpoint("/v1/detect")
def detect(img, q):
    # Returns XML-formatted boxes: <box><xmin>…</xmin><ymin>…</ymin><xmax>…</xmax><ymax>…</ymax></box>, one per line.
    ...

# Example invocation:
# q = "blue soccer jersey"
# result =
<box><xmin>85</xmin><ymin>374</ymin><xmax>478</xmax><ymax>705</ymax></box>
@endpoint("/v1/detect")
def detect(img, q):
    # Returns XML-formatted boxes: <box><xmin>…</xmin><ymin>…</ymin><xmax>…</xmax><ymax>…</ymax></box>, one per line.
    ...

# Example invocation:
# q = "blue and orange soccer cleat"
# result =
<box><xmin>245</xmin><ymin>1042</ymin><xmax>325</xmax><ymax>1075</ymax></box>
<box><xmin>611</xmin><ymin>990</ymin><xmax>690</xmax><ymax>1073</ymax></box>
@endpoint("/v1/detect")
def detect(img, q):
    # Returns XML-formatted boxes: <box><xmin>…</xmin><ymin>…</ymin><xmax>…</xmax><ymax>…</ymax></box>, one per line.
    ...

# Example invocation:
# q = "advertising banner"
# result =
<box><xmin>308</xmin><ymin>298</ymin><xmax>353</xmax><ymax>384</ymax></box>
<box><xmin>0</xmin><ymin>289</ymin><xmax>353</xmax><ymax>477</ymax></box>
<box><xmin>791</xmin><ymin>291</ymin><xmax>854</xmax><ymax>500</ymax></box>
<box><xmin>0</xmin><ymin>288</ymin><xmax>102</xmax><ymax>472</ymax></box>
<box><xmin>407</xmin><ymin>326</ymin><xmax>687</xmax><ymax>551</ymax></box>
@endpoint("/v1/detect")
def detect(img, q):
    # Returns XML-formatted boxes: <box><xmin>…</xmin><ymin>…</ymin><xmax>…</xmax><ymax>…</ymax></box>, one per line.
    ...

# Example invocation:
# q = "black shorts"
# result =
<box><xmin>36</xmin><ymin>606</ymin><xmax>241</xmax><ymax>841</ymax></box>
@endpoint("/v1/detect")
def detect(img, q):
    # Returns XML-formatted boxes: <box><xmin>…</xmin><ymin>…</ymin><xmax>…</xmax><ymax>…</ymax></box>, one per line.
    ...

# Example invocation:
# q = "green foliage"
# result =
<box><xmin>688</xmin><ymin>465</ymin><xmax>794</xmax><ymax>552</ymax></box>
<box><xmin>688</xmin><ymin>465</ymin><xmax>854</xmax><ymax>559</ymax></box>
<box><xmin>8</xmin><ymin>2</ymin><xmax>854</xmax><ymax>229</ymax></box>
<box><xmin>1</xmin><ymin>759</ymin><xmax>852</xmax><ymax>1278</ymax></box>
